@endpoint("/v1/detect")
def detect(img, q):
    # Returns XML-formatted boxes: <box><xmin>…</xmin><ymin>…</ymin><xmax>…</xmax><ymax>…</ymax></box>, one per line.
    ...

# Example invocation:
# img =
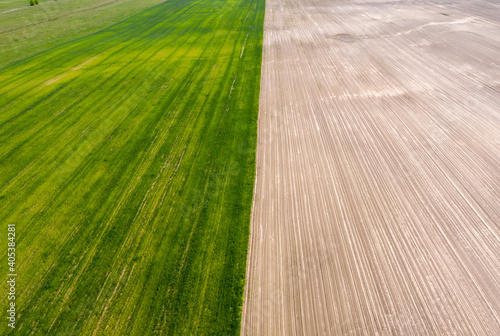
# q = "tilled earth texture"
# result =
<box><xmin>242</xmin><ymin>0</ymin><xmax>500</xmax><ymax>335</ymax></box>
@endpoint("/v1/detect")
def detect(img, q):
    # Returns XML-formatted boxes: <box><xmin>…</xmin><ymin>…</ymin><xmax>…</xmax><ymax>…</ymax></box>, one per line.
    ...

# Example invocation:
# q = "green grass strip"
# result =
<box><xmin>0</xmin><ymin>0</ymin><xmax>264</xmax><ymax>334</ymax></box>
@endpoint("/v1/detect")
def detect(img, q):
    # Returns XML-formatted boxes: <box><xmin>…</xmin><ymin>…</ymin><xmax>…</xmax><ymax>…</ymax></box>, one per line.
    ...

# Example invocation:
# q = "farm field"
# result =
<box><xmin>242</xmin><ymin>0</ymin><xmax>500</xmax><ymax>335</ymax></box>
<box><xmin>0</xmin><ymin>0</ymin><xmax>164</xmax><ymax>68</ymax></box>
<box><xmin>0</xmin><ymin>0</ymin><xmax>53</xmax><ymax>12</ymax></box>
<box><xmin>0</xmin><ymin>0</ymin><xmax>264</xmax><ymax>334</ymax></box>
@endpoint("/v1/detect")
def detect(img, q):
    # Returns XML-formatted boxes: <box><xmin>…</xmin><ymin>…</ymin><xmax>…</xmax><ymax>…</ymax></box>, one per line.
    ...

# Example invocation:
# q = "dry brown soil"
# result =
<box><xmin>242</xmin><ymin>0</ymin><xmax>500</xmax><ymax>334</ymax></box>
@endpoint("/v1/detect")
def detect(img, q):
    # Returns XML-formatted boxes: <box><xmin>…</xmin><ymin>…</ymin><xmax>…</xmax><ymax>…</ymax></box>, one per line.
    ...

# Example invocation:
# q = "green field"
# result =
<box><xmin>0</xmin><ymin>0</ymin><xmax>264</xmax><ymax>334</ymax></box>
<box><xmin>0</xmin><ymin>0</ymin><xmax>164</xmax><ymax>68</ymax></box>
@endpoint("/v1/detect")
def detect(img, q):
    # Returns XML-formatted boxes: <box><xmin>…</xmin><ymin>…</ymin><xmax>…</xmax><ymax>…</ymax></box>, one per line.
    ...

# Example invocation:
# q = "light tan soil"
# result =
<box><xmin>242</xmin><ymin>0</ymin><xmax>500</xmax><ymax>334</ymax></box>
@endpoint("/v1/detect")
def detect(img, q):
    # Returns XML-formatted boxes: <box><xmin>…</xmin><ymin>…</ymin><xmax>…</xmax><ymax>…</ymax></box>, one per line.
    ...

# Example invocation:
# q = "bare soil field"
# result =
<box><xmin>242</xmin><ymin>0</ymin><xmax>500</xmax><ymax>335</ymax></box>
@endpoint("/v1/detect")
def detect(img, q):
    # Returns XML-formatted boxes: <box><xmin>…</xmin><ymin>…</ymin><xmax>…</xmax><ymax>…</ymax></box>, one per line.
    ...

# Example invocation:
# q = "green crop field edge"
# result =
<box><xmin>0</xmin><ymin>0</ymin><xmax>265</xmax><ymax>334</ymax></box>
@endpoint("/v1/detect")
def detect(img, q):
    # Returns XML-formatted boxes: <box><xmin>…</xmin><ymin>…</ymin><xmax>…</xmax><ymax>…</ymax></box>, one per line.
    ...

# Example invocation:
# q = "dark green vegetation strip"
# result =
<box><xmin>0</xmin><ymin>0</ymin><xmax>264</xmax><ymax>334</ymax></box>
